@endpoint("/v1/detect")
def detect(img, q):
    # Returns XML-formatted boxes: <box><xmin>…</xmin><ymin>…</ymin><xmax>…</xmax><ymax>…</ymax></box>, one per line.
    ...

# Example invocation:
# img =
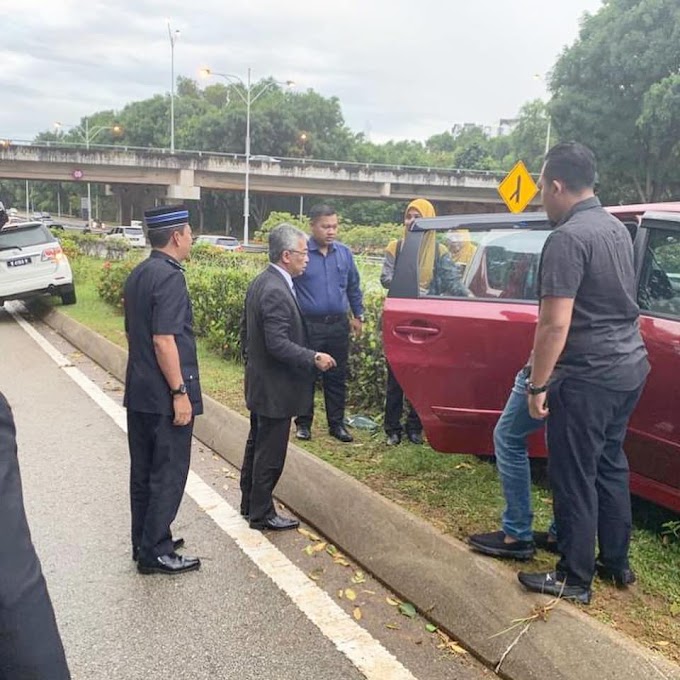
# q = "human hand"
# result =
<box><xmin>314</xmin><ymin>352</ymin><xmax>337</xmax><ymax>372</ymax></box>
<box><xmin>173</xmin><ymin>394</ymin><xmax>193</xmax><ymax>426</ymax></box>
<box><xmin>350</xmin><ymin>317</ymin><xmax>363</xmax><ymax>338</ymax></box>
<box><xmin>527</xmin><ymin>392</ymin><xmax>549</xmax><ymax>420</ymax></box>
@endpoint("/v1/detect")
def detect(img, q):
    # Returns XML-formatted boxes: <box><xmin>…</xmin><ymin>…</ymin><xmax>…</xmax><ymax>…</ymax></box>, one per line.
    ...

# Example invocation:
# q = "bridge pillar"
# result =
<box><xmin>107</xmin><ymin>185</ymin><xmax>166</xmax><ymax>225</ymax></box>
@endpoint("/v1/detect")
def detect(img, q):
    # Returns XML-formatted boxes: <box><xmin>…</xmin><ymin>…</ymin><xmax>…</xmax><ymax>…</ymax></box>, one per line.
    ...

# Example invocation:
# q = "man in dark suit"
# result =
<box><xmin>0</xmin><ymin>390</ymin><xmax>71</xmax><ymax>679</ymax></box>
<box><xmin>240</xmin><ymin>223</ymin><xmax>336</xmax><ymax>531</ymax></box>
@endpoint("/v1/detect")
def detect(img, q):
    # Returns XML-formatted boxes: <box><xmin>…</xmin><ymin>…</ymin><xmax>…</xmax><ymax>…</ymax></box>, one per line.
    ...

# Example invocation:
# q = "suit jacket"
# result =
<box><xmin>240</xmin><ymin>266</ymin><xmax>316</xmax><ymax>419</ymax></box>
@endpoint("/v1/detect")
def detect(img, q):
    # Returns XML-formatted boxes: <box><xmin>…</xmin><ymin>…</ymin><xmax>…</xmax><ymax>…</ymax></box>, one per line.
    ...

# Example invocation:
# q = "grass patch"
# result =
<box><xmin>58</xmin><ymin>254</ymin><xmax>680</xmax><ymax>662</ymax></box>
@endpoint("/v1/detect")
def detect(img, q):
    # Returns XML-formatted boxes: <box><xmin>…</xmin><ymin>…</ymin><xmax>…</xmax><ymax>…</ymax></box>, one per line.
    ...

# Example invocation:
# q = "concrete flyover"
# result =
<box><xmin>0</xmin><ymin>142</ymin><xmax>509</xmax><ymax>208</ymax></box>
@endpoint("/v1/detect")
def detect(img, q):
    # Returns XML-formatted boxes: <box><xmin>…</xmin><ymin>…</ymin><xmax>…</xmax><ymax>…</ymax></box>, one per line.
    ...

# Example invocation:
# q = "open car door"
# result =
<box><xmin>382</xmin><ymin>212</ymin><xmax>550</xmax><ymax>456</ymax></box>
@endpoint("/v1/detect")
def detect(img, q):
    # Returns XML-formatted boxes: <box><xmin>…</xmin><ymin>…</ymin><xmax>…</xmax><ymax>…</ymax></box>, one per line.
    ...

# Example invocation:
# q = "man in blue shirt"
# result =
<box><xmin>293</xmin><ymin>204</ymin><xmax>364</xmax><ymax>443</ymax></box>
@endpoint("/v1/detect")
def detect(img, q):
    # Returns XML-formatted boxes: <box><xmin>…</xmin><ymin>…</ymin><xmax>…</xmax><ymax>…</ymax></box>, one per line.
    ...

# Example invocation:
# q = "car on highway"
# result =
<box><xmin>31</xmin><ymin>211</ymin><xmax>52</xmax><ymax>221</ymax></box>
<box><xmin>382</xmin><ymin>202</ymin><xmax>680</xmax><ymax>513</ymax></box>
<box><xmin>249</xmin><ymin>155</ymin><xmax>280</xmax><ymax>163</ymax></box>
<box><xmin>194</xmin><ymin>235</ymin><xmax>243</xmax><ymax>251</ymax></box>
<box><xmin>104</xmin><ymin>226</ymin><xmax>146</xmax><ymax>247</ymax></box>
<box><xmin>0</xmin><ymin>220</ymin><xmax>76</xmax><ymax>306</ymax></box>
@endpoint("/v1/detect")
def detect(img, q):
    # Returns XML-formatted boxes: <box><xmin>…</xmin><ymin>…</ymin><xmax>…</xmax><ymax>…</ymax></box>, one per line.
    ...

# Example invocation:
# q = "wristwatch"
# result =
<box><xmin>526</xmin><ymin>382</ymin><xmax>548</xmax><ymax>395</ymax></box>
<box><xmin>170</xmin><ymin>384</ymin><xmax>187</xmax><ymax>396</ymax></box>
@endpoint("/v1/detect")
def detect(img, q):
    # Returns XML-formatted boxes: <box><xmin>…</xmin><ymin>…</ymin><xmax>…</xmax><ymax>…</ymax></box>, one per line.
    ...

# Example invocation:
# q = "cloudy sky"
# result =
<box><xmin>1</xmin><ymin>0</ymin><xmax>602</xmax><ymax>146</ymax></box>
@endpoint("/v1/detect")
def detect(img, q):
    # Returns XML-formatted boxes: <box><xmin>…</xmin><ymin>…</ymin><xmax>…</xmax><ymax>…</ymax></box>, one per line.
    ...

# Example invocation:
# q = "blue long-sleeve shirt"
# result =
<box><xmin>293</xmin><ymin>238</ymin><xmax>364</xmax><ymax>318</ymax></box>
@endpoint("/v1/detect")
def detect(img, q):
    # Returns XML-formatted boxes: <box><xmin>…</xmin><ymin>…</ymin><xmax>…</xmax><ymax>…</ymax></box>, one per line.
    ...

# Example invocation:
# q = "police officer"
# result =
<box><xmin>124</xmin><ymin>204</ymin><xmax>202</xmax><ymax>575</ymax></box>
<box><xmin>0</xmin><ymin>390</ymin><xmax>71</xmax><ymax>679</ymax></box>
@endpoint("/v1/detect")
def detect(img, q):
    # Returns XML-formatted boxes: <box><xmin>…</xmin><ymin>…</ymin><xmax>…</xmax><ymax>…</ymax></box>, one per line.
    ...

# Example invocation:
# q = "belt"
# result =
<box><xmin>305</xmin><ymin>314</ymin><xmax>347</xmax><ymax>324</ymax></box>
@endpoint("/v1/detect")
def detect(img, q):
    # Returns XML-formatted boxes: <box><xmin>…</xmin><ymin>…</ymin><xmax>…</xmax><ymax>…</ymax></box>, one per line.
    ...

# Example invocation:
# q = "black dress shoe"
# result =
<box><xmin>533</xmin><ymin>531</ymin><xmax>559</xmax><ymax>554</ymax></box>
<box><xmin>249</xmin><ymin>515</ymin><xmax>300</xmax><ymax>531</ymax></box>
<box><xmin>406</xmin><ymin>431</ymin><xmax>423</xmax><ymax>445</ymax></box>
<box><xmin>386</xmin><ymin>433</ymin><xmax>401</xmax><ymax>446</ymax></box>
<box><xmin>132</xmin><ymin>538</ymin><xmax>185</xmax><ymax>562</ymax></box>
<box><xmin>137</xmin><ymin>552</ymin><xmax>200</xmax><ymax>575</ymax></box>
<box><xmin>329</xmin><ymin>425</ymin><xmax>353</xmax><ymax>443</ymax></box>
<box><xmin>517</xmin><ymin>570</ymin><xmax>591</xmax><ymax>604</ymax></box>
<box><xmin>296</xmin><ymin>426</ymin><xmax>311</xmax><ymax>441</ymax></box>
<box><xmin>596</xmin><ymin>562</ymin><xmax>636</xmax><ymax>588</ymax></box>
<box><xmin>240</xmin><ymin>508</ymin><xmax>249</xmax><ymax>519</ymax></box>
<box><xmin>468</xmin><ymin>531</ymin><xmax>535</xmax><ymax>560</ymax></box>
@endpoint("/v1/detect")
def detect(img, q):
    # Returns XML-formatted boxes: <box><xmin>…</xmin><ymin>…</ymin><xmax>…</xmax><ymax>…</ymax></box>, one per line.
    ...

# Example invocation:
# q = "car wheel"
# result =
<box><xmin>61</xmin><ymin>289</ymin><xmax>77</xmax><ymax>306</ymax></box>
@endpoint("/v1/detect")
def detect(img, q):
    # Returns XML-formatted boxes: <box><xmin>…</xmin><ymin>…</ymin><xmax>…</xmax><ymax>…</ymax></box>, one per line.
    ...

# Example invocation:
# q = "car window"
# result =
<box><xmin>124</xmin><ymin>228</ymin><xmax>143</xmax><ymax>236</ymax></box>
<box><xmin>638</xmin><ymin>228</ymin><xmax>680</xmax><ymax>319</ymax></box>
<box><xmin>216</xmin><ymin>238</ymin><xmax>237</xmax><ymax>246</ymax></box>
<box><xmin>0</xmin><ymin>223</ymin><xmax>54</xmax><ymax>249</ymax></box>
<box><xmin>418</xmin><ymin>228</ymin><xmax>550</xmax><ymax>301</ymax></box>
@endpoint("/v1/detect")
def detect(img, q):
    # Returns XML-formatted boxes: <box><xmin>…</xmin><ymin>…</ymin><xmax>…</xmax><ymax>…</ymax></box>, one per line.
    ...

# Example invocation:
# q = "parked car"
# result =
<box><xmin>104</xmin><ymin>226</ymin><xmax>146</xmax><ymax>247</ymax></box>
<box><xmin>0</xmin><ymin>221</ymin><xmax>76</xmax><ymax>306</ymax></box>
<box><xmin>31</xmin><ymin>211</ymin><xmax>52</xmax><ymax>221</ymax></box>
<box><xmin>382</xmin><ymin>202</ymin><xmax>680</xmax><ymax>513</ymax></box>
<box><xmin>194</xmin><ymin>235</ymin><xmax>243</xmax><ymax>251</ymax></box>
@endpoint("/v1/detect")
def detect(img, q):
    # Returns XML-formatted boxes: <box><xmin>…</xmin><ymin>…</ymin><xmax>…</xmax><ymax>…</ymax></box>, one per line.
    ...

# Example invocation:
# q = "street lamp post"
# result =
<box><xmin>167</xmin><ymin>20</ymin><xmax>180</xmax><ymax>153</ymax></box>
<box><xmin>200</xmin><ymin>67</ymin><xmax>294</xmax><ymax>245</ymax></box>
<box><xmin>54</xmin><ymin>119</ymin><xmax>122</xmax><ymax>223</ymax></box>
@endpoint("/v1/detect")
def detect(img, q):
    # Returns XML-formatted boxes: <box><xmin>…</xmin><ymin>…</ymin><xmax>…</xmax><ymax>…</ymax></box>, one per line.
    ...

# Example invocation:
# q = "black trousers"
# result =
<box><xmin>547</xmin><ymin>378</ymin><xmax>645</xmax><ymax>588</ymax></box>
<box><xmin>127</xmin><ymin>410</ymin><xmax>193</xmax><ymax>562</ymax></box>
<box><xmin>296</xmin><ymin>318</ymin><xmax>349</xmax><ymax>429</ymax></box>
<box><xmin>0</xmin><ymin>392</ymin><xmax>70</xmax><ymax>680</ymax></box>
<box><xmin>240</xmin><ymin>412</ymin><xmax>290</xmax><ymax>523</ymax></box>
<box><xmin>384</xmin><ymin>361</ymin><xmax>422</xmax><ymax>436</ymax></box>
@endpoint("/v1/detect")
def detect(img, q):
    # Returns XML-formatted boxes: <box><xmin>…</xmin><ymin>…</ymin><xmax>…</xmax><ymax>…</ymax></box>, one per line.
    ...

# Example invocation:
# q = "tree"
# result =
<box><xmin>548</xmin><ymin>0</ymin><xmax>680</xmax><ymax>202</ymax></box>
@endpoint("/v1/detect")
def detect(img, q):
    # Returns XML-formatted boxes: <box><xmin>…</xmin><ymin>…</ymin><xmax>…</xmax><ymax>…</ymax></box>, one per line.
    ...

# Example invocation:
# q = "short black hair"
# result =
<box><xmin>543</xmin><ymin>142</ymin><xmax>597</xmax><ymax>192</ymax></box>
<box><xmin>309</xmin><ymin>204</ymin><xmax>336</xmax><ymax>222</ymax></box>
<box><xmin>149</xmin><ymin>224</ymin><xmax>186</xmax><ymax>249</ymax></box>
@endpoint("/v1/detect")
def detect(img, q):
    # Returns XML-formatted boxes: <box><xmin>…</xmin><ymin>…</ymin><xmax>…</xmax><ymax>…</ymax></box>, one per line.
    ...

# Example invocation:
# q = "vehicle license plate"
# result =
<box><xmin>7</xmin><ymin>257</ymin><xmax>32</xmax><ymax>267</ymax></box>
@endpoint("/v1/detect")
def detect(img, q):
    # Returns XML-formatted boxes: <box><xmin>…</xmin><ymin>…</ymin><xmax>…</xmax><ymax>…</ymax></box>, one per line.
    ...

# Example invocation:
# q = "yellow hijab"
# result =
<box><xmin>386</xmin><ymin>198</ymin><xmax>439</xmax><ymax>290</ymax></box>
<box><xmin>448</xmin><ymin>229</ymin><xmax>476</xmax><ymax>266</ymax></box>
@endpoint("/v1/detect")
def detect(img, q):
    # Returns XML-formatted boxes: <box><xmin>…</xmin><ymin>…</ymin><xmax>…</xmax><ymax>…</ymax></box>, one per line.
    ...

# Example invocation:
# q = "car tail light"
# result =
<box><xmin>42</xmin><ymin>245</ymin><xmax>64</xmax><ymax>262</ymax></box>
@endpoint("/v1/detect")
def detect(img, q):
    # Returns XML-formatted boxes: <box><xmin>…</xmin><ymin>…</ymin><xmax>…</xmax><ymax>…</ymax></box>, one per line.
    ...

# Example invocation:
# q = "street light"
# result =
<box><xmin>167</xmin><ymin>20</ymin><xmax>180</xmax><ymax>153</ymax></box>
<box><xmin>54</xmin><ymin>119</ymin><xmax>122</xmax><ymax>223</ymax></box>
<box><xmin>533</xmin><ymin>73</ymin><xmax>552</xmax><ymax>155</ymax></box>
<box><xmin>200</xmin><ymin>67</ymin><xmax>294</xmax><ymax>245</ymax></box>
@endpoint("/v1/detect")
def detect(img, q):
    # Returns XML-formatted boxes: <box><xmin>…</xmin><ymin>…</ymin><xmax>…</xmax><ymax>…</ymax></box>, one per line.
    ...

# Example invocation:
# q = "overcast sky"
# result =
<box><xmin>1</xmin><ymin>0</ymin><xmax>602</xmax><ymax>145</ymax></box>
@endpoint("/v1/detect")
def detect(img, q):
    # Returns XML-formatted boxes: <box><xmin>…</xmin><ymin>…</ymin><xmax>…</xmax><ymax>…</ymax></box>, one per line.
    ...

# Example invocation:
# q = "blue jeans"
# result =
<box><xmin>494</xmin><ymin>367</ymin><xmax>556</xmax><ymax>542</ymax></box>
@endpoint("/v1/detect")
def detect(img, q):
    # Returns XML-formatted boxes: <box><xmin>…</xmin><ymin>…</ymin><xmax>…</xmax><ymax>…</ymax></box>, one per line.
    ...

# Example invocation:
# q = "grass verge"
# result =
<box><xmin>56</xmin><ymin>256</ymin><xmax>680</xmax><ymax>662</ymax></box>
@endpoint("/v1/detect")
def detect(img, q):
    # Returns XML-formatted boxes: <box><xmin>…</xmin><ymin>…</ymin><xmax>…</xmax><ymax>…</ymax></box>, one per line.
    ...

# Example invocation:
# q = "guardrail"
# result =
<box><xmin>0</xmin><ymin>138</ymin><xmax>509</xmax><ymax>179</ymax></box>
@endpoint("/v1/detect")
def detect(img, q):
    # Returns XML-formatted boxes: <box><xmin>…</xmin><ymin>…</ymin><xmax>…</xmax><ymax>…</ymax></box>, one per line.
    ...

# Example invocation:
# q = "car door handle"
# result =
<box><xmin>394</xmin><ymin>325</ymin><xmax>441</xmax><ymax>337</ymax></box>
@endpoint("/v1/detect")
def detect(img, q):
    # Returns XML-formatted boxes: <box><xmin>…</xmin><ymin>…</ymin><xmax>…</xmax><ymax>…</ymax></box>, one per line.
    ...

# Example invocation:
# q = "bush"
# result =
<box><xmin>254</xmin><ymin>212</ymin><xmax>309</xmax><ymax>241</ymax></box>
<box><xmin>96</xmin><ymin>259</ymin><xmax>138</xmax><ymax>310</ymax></box>
<box><xmin>347</xmin><ymin>289</ymin><xmax>388</xmax><ymax>413</ymax></box>
<box><xmin>187</xmin><ymin>254</ymin><xmax>266</xmax><ymax>359</ymax></box>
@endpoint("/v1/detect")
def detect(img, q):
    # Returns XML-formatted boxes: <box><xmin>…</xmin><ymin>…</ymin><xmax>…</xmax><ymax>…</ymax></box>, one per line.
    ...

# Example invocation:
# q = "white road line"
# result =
<box><xmin>9</xmin><ymin>305</ymin><xmax>417</xmax><ymax>680</ymax></box>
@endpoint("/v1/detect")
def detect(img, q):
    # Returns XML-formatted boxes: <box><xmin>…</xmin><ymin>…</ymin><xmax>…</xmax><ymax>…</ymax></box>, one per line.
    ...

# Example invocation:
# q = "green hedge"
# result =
<box><xmin>94</xmin><ymin>246</ymin><xmax>389</xmax><ymax>415</ymax></box>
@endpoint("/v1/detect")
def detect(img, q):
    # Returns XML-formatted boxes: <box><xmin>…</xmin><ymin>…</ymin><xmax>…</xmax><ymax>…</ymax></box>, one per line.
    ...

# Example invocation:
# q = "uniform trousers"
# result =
<box><xmin>295</xmin><ymin>318</ymin><xmax>349</xmax><ymax>429</ymax></box>
<box><xmin>240</xmin><ymin>413</ymin><xmax>291</xmax><ymax>523</ymax></box>
<box><xmin>383</xmin><ymin>361</ymin><xmax>422</xmax><ymax>436</ymax></box>
<box><xmin>547</xmin><ymin>378</ymin><xmax>645</xmax><ymax>588</ymax></box>
<box><xmin>127</xmin><ymin>410</ymin><xmax>193</xmax><ymax>562</ymax></box>
<box><xmin>0</xmin><ymin>392</ymin><xmax>70</xmax><ymax>680</ymax></box>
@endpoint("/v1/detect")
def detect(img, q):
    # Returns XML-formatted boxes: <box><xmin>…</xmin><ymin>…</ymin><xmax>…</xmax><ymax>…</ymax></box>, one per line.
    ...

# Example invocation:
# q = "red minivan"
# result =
<box><xmin>382</xmin><ymin>203</ymin><xmax>680</xmax><ymax>513</ymax></box>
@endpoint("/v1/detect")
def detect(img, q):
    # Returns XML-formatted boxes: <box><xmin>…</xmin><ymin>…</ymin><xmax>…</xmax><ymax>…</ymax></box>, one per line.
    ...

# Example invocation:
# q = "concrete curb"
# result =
<box><xmin>37</xmin><ymin>305</ymin><xmax>680</xmax><ymax>680</ymax></box>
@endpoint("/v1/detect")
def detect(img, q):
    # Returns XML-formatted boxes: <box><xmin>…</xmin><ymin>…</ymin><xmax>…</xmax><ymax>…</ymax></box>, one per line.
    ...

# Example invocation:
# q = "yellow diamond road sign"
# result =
<box><xmin>498</xmin><ymin>161</ymin><xmax>539</xmax><ymax>213</ymax></box>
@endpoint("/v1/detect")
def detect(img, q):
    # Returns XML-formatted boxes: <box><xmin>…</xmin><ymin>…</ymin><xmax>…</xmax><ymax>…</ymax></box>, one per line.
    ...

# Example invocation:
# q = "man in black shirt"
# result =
<box><xmin>124</xmin><ymin>205</ymin><xmax>202</xmax><ymax>575</ymax></box>
<box><xmin>518</xmin><ymin>143</ymin><xmax>649</xmax><ymax>604</ymax></box>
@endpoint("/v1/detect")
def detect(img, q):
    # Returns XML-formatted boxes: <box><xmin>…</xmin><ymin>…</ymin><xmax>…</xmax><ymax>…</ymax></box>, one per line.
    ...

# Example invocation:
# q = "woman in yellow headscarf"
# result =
<box><xmin>379</xmin><ymin>198</ymin><xmax>438</xmax><ymax>445</ymax></box>
<box><xmin>382</xmin><ymin>198</ymin><xmax>441</xmax><ymax>293</ymax></box>
<box><xmin>445</xmin><ymin>229</ymin><xmax>477</xmax><ymax>271</ymax></box>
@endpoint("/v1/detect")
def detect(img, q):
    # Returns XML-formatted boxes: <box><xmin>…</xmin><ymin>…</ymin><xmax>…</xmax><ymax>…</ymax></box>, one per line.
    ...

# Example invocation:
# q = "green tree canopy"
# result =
<box><xmin>548</xmin><ymin>0</ymin><xmax>680</xmax><ymax>202</ymax></box>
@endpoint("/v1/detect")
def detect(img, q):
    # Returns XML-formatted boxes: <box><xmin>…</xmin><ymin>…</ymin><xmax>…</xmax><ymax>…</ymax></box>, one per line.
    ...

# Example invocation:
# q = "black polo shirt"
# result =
<box><xmin>538</xmin><ymin>197</ymin><xmax>649</xmax><ymax>390</ymax></box>
<box><xmin>123</xmin><ymin>250</ymin><xmax>203</xmax><ymax>415</ymax></box>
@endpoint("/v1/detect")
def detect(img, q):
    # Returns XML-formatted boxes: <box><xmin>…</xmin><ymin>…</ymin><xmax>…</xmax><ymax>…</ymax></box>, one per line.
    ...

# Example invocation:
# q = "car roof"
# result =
<box><xmin>0</xmin><ymin>220</ymin><xmax>45</xmax><ymax>232</ymax></box>
<box><xmin>411</xmin><ymin>202</ymin><xmax>680</xmax><ymax>232</ymax></box>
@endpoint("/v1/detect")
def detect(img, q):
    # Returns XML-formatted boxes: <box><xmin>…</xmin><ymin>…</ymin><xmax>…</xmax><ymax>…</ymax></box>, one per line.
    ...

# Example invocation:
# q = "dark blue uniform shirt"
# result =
<box><xmin>293</xmin><ymin>238</ymin><xmax>364</xmax><ymax>318</ymax></box>
<box><xmin>123</xmin><ymin>250</ymin><xmax>203</xmax><ymax>416</ymax></box>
